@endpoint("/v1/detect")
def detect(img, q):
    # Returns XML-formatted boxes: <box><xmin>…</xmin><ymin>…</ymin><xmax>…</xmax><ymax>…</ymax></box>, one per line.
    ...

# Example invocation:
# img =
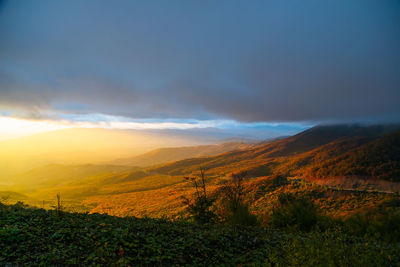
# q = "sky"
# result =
<box><xmin>0</xmin><ymin>0</ymin><xmax>399</xmax><ymax>140</ymax></box>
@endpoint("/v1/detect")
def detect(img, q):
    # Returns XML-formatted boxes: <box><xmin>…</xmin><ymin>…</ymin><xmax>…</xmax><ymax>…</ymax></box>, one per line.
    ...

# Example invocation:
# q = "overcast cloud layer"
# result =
<box><xmin>0</xmin><ymin>0</ymin><xmax>399</xmax><ymax>123</ymax></box>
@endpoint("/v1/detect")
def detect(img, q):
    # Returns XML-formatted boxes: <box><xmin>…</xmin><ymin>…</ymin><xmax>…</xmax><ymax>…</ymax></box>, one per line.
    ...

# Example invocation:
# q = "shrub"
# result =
<box><xmin>224</xmin><ymin>203</ymin><xmax>258</xmax><ymax>226</ymax></box>
<box><xmin>1</xmin><ymin>203</ymin><xmax>398</xmax><ymax>266</ymax></box>
<box><xmin>269</xmin><ymin>193</ymin><xmax>320</xmax><ymax>231</ymax></box>
<box><xmin>280</xmin><ymin>230</ymin><xmax>399</xmax><ymax>266</ymax></box>
<box><xmin>272</xmin><ymin>174</ymin><xmax>288</xmax><ymax>188</ymax></box>
<box><xmin>183</xmin><ymin>195</ymin><xmax>216</xmax><ymax>224</ymax></box>
<box><xmin>342</xmin><ymin>198</ymin><xmax>400</xmax><ymax>242</ymax></box>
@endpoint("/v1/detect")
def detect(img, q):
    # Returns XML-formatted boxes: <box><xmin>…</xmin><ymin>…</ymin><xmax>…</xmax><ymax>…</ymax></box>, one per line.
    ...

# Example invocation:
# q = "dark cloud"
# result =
<box><xmin>0</xmin><ymin>0</ymin><xmax>399</xmax><ymax>122</ymax></box>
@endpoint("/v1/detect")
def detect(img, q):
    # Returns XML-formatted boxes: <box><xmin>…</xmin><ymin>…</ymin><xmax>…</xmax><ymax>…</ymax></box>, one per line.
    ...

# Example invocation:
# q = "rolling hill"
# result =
<box><xmin>111</xmin><ymin>142</ymin><xmax>255</xmax><ymax>167</ymax></box>
<box><xmin>8</xmin><ymin>164</ymin><xmax>134</xmax><ymax>192</ymax></box>
<box><xmin>5</xmin><ymin>124</ymin><xmax>399</xmax><ymax>218</ymax></box>
<box><xmin>0</xmin><ymin>127</ymin><xmax>223</xmax><ymax>179</ymax></box>
<box><xmin>310</xmin><ymin>130</ymin><xmax>400</xmax><ymax>182</ymax></box>
<box><xmin>147</xmin><ymin>124</ymin><xmax>400</xmax><ymax>177</ymax></box>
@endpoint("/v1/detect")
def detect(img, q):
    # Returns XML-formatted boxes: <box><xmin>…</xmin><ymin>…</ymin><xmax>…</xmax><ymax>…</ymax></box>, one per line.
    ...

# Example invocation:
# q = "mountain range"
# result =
<box><xmin>0</xmin><ymin>127</ymin><xmax>239</xmax><ymax>178</ymax></box>
<box><xmin>2</xmin><ymin>124</ymin><xmax>399</xmax><ymax>217</ymax></box>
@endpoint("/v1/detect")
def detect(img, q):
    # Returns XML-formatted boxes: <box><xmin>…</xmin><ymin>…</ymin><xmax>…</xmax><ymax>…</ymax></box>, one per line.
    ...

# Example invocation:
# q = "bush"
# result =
<box><xmin>272</xmin><ymin>174</ymin><xmax>288</xmax><ymax>188</ymax></box>
<box><xmin>1</xmin><ymin>203</ymin><xmax>398</xmax><ymax>266</ymax></box>
<box><xmin>224</xmin><ymin>204</ymin><xmax>258</xmax><ymax>226</ymax></box>
<box><xmin>280</xmin><ymin>230</ymin><xmax>400</xmax><ymax>266</ymax></box>
<box><xmin>269</xmin><ymin>193</ymin><xmax>320</xmax><ymax>231</ymax></box>
<box><xmin>342</xmin><ymin>198</ymin><xmax>400</xmax><ymax>242</ymax></box>
<box><xmin>183</xmin><ymin>195</ymin><xmax>216</xmax><ymax>224</ymax></box>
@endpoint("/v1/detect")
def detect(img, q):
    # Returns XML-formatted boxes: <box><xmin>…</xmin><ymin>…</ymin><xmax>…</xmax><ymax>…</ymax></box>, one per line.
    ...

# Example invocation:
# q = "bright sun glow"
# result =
<box><xmin>0</xmin><ymin>115</ymin><xmax>224</xmax><ymax>141</ymax></box>
<box><xmin>0</xmin><ymin>117</ymin><xmax>71</xmax><ymax>141</ymax></box>
<box><xmin>0</xmin><ymin>115</ymin><xmax>308</xmax><ymax>142</ymax></box>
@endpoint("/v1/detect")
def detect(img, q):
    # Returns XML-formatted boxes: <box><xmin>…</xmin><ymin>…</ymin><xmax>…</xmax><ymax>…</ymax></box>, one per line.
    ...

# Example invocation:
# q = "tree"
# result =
<box><xmin>52</xmin><ymin>193</ymin><xmax>65</xmax><ymax>216</ymax></box>
<box><xmin>220</xmin><ymin>171</ymin><xmax>258</xmax><ymax>226</ymax></box>
<box><xmin>182</xmin><ymin>167</ymin><xmax>216</xmax><ymax>224</ymax></box>
<box><xmin>222</xmin><ymin>171</ymin><xmax>247</xmax><ymax>212</ymax></box>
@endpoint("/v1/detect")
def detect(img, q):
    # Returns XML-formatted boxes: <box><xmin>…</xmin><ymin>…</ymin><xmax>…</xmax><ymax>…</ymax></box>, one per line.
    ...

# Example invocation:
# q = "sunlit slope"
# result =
<box><xmin>112</xmin><ymin>142</ymin><xmax>254</xmax><ymax>167</ymax></box>
<box><xmin>2</xmin><ymin>142</ymin><xmax>253</xmax><ymax>202</ymax></box>
<box><xmin>309</xmin><ymin>130</ymin><xmax>400</xmax><ymax>181</ymax></box>
<box><xmin>3</xmin><ymin>124</ymin><xmax>400</xmax><ymax>218</ymax></box>
<box><xmin>85</xmin><ymin>125</ymin><xmax>400</xmax><ymax>217</ymax></box>
<box><xmin>8</xmin><ymin>164</ymin><xmax>183</xmax><ymax>206</ymax></box>
<box><xmin>9</xmin><ymin>164</ymin><xmax>134</xmax><ymax>192</ymax></box>
<box><xmin>148</xmin><ymin>124</ymin><xmax>400</xmax><ymax>178</ymax></box>
<box><xmin>0</xmin><ymin>128</ymin><xmax>211</xmax><ymax>178</ymax></box>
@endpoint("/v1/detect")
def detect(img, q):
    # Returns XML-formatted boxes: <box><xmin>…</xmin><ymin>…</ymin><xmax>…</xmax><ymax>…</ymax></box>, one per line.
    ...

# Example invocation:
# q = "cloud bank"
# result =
<box><xmin>0</xmin><ymin>0</ymin><xmax>399</xmax><ymax>123</ymax></box>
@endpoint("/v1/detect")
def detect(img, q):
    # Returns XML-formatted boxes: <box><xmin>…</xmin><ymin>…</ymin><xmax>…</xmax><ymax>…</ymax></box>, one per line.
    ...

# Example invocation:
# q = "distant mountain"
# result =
<box><xmin>0</xmin><ymin>127</ymin><xmax>216</xmax><ymax>178</ymax></box>
<box><xmin>4</xmin><ymin>124</ymin><xmax>400</xmax><ymax>217</ymax></box>
<box><xmin>265</xmin><ymin>124</ymin><xmax>400</xmax><ymax>157</ymax></box>
<box><xmin>148</xmin><ymin>124</ymin><xmax>400</xmax><ymax>179</ymax></box>
<box><xmin>218</xmin><ymin>137</ymin><xmax>260</xmax><ymax>144</ymax></box>
<box><xmin>0</xmin><ymin>191</ymin><xmax>28</xmax><ymax>200</ymax></box>
<box><xmin>83</xmin><ymin>124</ymin><xmax>400</xmax><ymax>217</ymax></box>
<box><xmin>10</xmin><ymin>164</ymin><xmax>133</xmax><ymax>191</ymax></box>
<box><xmin>112</xmin><ymin>142</ymin><xmax>254</xmax><ymax>167</ymax></box>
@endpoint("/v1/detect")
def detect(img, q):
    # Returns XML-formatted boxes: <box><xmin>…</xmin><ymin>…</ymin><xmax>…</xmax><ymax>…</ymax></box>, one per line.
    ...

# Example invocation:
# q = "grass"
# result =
<box><xmin>1</xmin><ymin>203</ymin><xmax>399</xmax><ymax>266</ymax></box>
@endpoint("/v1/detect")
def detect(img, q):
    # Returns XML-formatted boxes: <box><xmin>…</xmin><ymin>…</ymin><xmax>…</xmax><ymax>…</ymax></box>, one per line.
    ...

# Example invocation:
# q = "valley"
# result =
<box><xmin>2</xmin><ymin>124</ymin><xmax>399</xmax><ymax>219</ymax></box>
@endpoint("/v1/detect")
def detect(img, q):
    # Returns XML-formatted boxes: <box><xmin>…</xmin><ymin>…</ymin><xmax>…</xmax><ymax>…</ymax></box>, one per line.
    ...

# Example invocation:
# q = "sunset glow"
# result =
<box><xmin>0</xmin><ymin>117</ymin><xmax>69</xmax><ymax>141</ymax></box>
<box><xmin>0</xmin><ymin>115</ymin><xmax>309</xmax><ymax>141</ymax></box>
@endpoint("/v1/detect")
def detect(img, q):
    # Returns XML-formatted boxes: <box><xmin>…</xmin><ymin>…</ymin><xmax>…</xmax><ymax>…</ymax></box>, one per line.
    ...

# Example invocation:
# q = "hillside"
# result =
<box><xmin>148</xmin><ymin>124</ymin><xmax>400</xmax><ymax>177</ymax></box>
<box><xmin>0</xmin><ymin>191</ymin><xmax>28</xmax><ymax>202</ymax></box>
<box><xmin>4</xmin><ymin>124</ymin><xmax>400</xmax><ymax>218</ymax></box>
<box><xmin>0</xmin><ymin>127</ymin><xmax>216</xmax><ymax>178</ymax></box>
<box><xmin>112</xmin><ymin>142</ymin><xmax>254</xmax><ymax>167</ymax></box>
<box><xmin>5</xmin><ymin>164</ymin><xmax>184</xmax><ymax>211</ymax></box>
<box><xmin>81</xmin><ymin>124</ymin><xmax>400</xmax><ymax>217</ymax></box>
<box><xmin>8</xmin><ymin>164</ymin><xmax>134</xmax><ymax>193</ymax></box>
<box><xmin>310</xmin><ymin>130</ymin><xmax>400</xmax><ymax>182</ymax></box>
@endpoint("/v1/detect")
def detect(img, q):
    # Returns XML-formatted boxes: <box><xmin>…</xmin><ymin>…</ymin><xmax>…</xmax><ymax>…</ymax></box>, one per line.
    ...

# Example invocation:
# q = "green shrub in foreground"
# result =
<box><xmin>0</xmin><ymin>204</ymin><xmax>399</xmax><ymax>266</ymax></box>
<box><xmin>342</xmin><ymin>198</ymin><xmax>400</xmax><ymax>242</ymax></box>
<box><xmin>280</xmin><ymin>231</ymin><xmax>400</xmax><ymax>266</ymax></box>
<box><xmin>224</xmin><ymin>203</ymin><xmax>258</xmax><ymax>226</ymax></box>
<box><xmin>269</xmin><ymin>193</ymin><xmax>320</xmax><ymax>231</ymax></box>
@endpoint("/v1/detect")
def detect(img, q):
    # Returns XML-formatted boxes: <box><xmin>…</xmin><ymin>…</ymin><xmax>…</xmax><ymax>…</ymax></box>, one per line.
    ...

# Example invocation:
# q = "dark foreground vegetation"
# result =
<box><xmin>1</xmin><ymin>202</ymin><xmax>399</xmax><ymax>266</ymax></box>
